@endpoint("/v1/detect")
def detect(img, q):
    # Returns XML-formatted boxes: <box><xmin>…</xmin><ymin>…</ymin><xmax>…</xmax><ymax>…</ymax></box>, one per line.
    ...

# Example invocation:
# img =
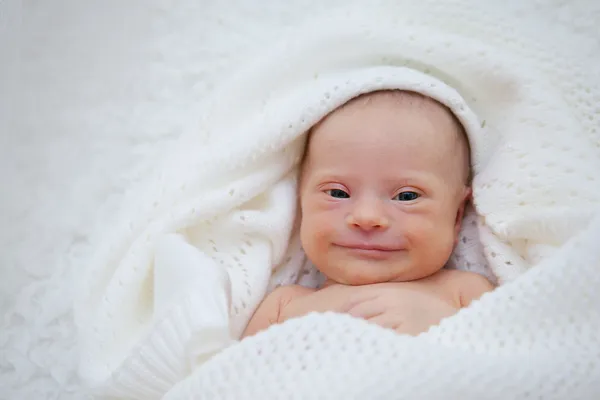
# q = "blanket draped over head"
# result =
<box><xmin>74</xmin><ymin>0</ymin><xmax>600</xmax><ymax>398</ymax></box>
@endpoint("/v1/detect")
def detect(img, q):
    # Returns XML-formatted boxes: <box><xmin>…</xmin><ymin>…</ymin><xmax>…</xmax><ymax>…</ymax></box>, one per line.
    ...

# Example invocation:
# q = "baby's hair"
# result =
<box><xmin>302</xmin><ymin>89</ymin><xmax>472</xmax><ymax>186</ymax></box>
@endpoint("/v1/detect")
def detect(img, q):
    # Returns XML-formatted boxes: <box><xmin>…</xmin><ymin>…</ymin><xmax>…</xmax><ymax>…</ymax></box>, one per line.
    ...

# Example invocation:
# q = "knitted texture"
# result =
<box><xmin>71</xmin><ymin>0</ymin><xmax>600</xmax><ymax>398</ymax></box>
<box><xmin>3</xmin><ymin>0</ymin><xmax>600</xmax><ymax>399</ymax></box>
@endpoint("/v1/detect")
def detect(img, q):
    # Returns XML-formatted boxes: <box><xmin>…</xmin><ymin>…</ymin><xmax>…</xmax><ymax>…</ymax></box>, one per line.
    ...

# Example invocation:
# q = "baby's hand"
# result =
<box><xmin>344</xmin><ymin>288</ymin><xmax>459</xmax><ymax>336</ymax></box>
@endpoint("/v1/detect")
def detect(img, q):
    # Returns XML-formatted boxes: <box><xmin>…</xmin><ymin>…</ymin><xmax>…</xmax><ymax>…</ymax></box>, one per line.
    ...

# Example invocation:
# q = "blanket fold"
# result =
<box><xmin>165</xmin><ymin>210</ymin><xmax>600</xmax><ymax>399</ymax></box>
<box><xmin>74</xmin><ymin>0</ymin><xmax>600</xmax><ymax>398</ymax></box>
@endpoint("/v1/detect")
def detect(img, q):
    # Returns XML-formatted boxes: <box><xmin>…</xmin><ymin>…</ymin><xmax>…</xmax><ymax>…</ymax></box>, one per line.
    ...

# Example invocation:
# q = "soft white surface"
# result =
<box><xmin>2</xmin><ymin>0</ymin><xmax>600</xmax><ymax>399</ymax></box>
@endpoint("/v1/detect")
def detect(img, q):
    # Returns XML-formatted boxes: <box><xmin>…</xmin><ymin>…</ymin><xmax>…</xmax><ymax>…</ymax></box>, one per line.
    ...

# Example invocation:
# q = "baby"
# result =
<box><xmin>243</xmin><ymin>90</ymin><xmax>494</xmax><ymax>338</ymax></box>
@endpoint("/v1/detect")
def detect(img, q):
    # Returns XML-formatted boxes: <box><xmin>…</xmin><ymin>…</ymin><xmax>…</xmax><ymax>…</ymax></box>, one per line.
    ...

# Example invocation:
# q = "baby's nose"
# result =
<box><xmin>346</xmin><ymin>202</ymin><xmax>389</xmax><ymax>231</ymax></box>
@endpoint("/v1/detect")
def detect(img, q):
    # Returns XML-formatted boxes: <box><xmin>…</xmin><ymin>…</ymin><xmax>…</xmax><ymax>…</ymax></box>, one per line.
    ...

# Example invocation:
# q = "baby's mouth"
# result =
<box><xmin>333</xmin><ymin>243</ymin><xmax>402</xmax><ymax>260</ymax></box>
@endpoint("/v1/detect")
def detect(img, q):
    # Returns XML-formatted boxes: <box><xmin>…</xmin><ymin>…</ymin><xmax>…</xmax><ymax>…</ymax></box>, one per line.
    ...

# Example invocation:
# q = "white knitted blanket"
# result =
<box><xmin>4</xmin><ymin>0</ymin><xmax>600</xmax><ymax>399</ymax></box>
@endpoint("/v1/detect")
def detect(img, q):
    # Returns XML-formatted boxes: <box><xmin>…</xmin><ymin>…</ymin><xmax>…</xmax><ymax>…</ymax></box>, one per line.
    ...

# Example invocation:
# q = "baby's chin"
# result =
<box><xmin>319</xmin><ymin>258</ymin><xmax>437</xmax><ymax>286</ymax></box>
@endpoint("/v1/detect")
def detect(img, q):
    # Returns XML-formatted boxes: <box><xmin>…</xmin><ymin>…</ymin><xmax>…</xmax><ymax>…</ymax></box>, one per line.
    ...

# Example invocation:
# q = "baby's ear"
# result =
<box><xmin>454</xmin><ymin>186</ymin><xmax>472</xmax><ymax>239</ymax></box>
<box><xmin>462</xmin><ymin>186</ymin><xmax>472</xmax><ymax>204</ymax></box>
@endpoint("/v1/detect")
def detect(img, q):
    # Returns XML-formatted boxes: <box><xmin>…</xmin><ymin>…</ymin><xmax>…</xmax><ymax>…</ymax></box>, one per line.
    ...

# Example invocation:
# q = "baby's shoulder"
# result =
<box><xmin>438</xmin><ymin>269</ymin><xmax>495</xmax><ymax>306</ymax></box>
<box><xmin>269</xmin><ymin>284</ymin><xmax>316</xmax><ymax>304</ymax></box>
<box><xmin>242</xmin><ymin>284</ymin><xmax>316</xmax><ymax>338</ymax></box>
<box><xmin>428</xmin><ymin>268</ymin><xmax>487</xmax><ymax>283</ymax></box>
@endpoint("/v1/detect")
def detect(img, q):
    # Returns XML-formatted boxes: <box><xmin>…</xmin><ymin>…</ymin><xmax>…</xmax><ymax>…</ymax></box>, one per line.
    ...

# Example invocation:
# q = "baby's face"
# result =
<box><xmin>299</xmin><ymin>94</ymin><xmax>470</xmax><ymax>285</ymax></box>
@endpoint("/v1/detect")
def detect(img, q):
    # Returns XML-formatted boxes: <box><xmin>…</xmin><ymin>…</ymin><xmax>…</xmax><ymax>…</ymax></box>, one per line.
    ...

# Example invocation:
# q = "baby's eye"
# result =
<box><xmin>393</xmin><ymin>191</ymin><xmax>420</xmax><ymax>202</ymax></box>
<box><xmin>327</xmin><ymin>189</ymin><xmax>350</xmax><ymax>199</ymax></box>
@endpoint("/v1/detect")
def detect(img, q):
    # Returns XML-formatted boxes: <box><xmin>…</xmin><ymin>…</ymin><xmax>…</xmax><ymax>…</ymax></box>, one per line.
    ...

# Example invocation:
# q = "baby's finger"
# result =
<box><xmin>347</xmin><ymin>300</ymin><xmax>385</xmax><ymax>319</ymax></box>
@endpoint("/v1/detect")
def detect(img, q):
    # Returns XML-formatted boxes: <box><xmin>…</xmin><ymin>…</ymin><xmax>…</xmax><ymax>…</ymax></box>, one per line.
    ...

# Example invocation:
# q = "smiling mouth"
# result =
<box><xmin>339</xmin><ymin>244</ymin><xmax>394</xmax><ymax>251</ymax></box>
<box><xmin>335</xmin><ymin>244</ymin><xmax>401</xmax><ymax>260</ymax></box>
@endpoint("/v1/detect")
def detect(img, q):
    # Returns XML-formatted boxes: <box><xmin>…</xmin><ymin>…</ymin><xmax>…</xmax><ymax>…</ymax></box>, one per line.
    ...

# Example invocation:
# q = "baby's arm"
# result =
<box><xmin>457</xmin><ymin>271</ymin><xmax>495</xmax><ymax>307</ymax></box>
<box><xmin>242</xmin><ymin>285</ymin><xmax>313</xmax><ymax>339</ymax></box>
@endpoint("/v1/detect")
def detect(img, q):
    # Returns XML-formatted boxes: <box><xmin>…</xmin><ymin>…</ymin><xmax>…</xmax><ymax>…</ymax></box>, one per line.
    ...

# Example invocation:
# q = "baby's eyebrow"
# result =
<box><xmin>388</xmin><ymin>177</ymin><xmax>419</xmax><ymax>186</ymax></box>
<box><xmin>385</xmin><ymin>172</ymin><xmax>437</xmax><ymax>186</ymax></box>
<box><xmin>312</xmin><ymin>176</ymin><xmax>349</xmax><ymax>187</ymax></box>
<box><xmin>308</xmin><ymin>169</ymin><xmax>348</xmax><ymax>182</ymax></box>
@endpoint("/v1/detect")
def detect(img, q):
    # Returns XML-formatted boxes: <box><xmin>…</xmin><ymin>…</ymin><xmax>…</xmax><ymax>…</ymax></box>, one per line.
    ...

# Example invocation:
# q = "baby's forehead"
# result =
<box><xmin>339</xmin><ymin>90</ymin><xmax>443</xmax><ymax>113</ymax></box>
<box><xmin>304</xmin><ymin>89</ymin><xmax>472</xmax><ymax>183</ymax></box>
<box><xmin>317</xmin><ymin>90</ymin><xmax>461</xmax><ymax>143</ymax></box>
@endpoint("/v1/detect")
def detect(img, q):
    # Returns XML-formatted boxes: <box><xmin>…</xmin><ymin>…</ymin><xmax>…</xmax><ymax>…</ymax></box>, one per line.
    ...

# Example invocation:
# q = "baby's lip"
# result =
<box><xmin>334</xmin><ymin>242</ymin><xmax>403</xmax><ymax>260</ymax></box>
<box><xmin>334</xmin><ymin>242</ymin><xmax>402</xmax><ymax>252</ymax></box>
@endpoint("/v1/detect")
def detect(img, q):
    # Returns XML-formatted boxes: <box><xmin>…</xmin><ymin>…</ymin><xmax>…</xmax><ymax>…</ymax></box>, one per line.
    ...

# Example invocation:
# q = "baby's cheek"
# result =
<box><xmin>301</xmin><ymin>215</ymin><xmax>330</xmax><ymax>256</ymax></box>
<box><xmin>403</xmin><ymin>215</ymin><xmax>434</xmax><ymax>245</ymax></box>
<box><xmin>314</xmin><ymin>221</ymin><xmax>332</xmax><ymax>242</ymax></box>
<box><xmin>406</xmin><ymin>214</ymin><xmax>454</xmax><ymax>256</ymax></box>
<box><xmin>309</xmin><ymin>208</ymin><xmax>336</xmax><ymax>236</ymax></box>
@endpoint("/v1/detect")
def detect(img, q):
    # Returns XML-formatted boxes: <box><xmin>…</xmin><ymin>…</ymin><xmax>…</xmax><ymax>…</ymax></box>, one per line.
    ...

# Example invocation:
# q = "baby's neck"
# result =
<box><xmin>320</xmin><ymin>279</ymin><xmax>339</xmax><ymax>289</ymax></box>
<box><xmin>319</xmin><ymin>272</ymin><xmax>444</xmax><ymax>288</ymax></box>
<box><xmin>319</xmin><ymin>278</ymin><xmax>385</xmax><ymax>288</ymax></box>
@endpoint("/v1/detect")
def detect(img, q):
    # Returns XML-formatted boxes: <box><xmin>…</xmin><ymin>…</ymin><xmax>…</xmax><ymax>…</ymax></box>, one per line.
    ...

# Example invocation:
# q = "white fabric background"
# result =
<box><xmin>1</xmin><ymin>0</ymin><xmax>599</xmax><ymax>398</ymax></box>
